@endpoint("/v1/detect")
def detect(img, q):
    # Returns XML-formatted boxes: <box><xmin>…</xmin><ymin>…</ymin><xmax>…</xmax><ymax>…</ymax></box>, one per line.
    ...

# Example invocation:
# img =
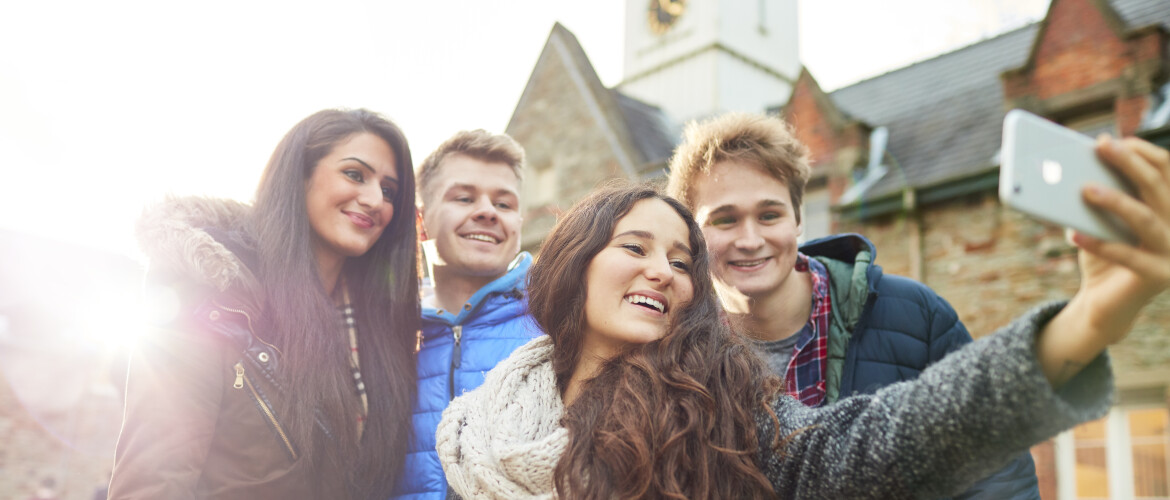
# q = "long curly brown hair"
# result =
<box><xmin>527</xmin><ymin>183</ymin><xmax>782</xmax><ymax>499</ymax></box>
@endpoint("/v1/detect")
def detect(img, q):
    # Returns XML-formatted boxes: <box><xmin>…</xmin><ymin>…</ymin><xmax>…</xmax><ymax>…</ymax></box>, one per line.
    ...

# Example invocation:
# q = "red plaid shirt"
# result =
<box><xmin>784</xmin><ymin>253</ymin><xmax>832</xmax><ymax>407</ymax></box>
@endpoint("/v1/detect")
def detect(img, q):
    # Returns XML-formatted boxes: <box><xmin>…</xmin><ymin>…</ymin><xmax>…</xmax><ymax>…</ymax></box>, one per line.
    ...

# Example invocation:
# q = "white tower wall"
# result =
<box><xmin>620</xmin><ymin>0</ymin><xmax>799</xmax><ymax>122</ymax></box>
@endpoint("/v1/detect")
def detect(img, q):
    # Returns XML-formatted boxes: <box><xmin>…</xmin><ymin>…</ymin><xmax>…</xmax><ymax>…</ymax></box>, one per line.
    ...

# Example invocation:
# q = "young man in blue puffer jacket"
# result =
<box><xmin>666</xmin><ymin>112</ymin><xmax>1040</xmax><ymax>499</ymax></box>
<box><xmin>391</xmin><ymin>130</ymin><xmax>542</xmax><ymax>500</ymax></box>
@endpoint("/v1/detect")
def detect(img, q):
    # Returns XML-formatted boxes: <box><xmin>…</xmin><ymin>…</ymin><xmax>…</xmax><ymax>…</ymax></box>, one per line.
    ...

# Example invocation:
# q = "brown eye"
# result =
<box><xmin>621</xmin><ymin>243</ymin><xmax>646</xmax><ymax>256</ymax></box>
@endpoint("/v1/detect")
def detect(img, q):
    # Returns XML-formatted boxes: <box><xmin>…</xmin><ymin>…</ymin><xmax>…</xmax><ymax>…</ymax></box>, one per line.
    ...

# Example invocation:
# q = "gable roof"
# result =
<box><xmin>612</xmin><ymin>90</ymin><xmax>679</xmax><ymax>172</ymax></box>
<box><xmin>828</xmin><ymin>0</ymin><xmax>1170</xmax><ymax>204</ymax></box>
<box><xmin>508</xmin><ymin>23</ymin><xmax>644</xmax><ymax>179</ymax></box>
<box><xmin>1113</xmin><ymin>0</ymin><xmax>1170</xmax><ymax>32</ymax></box>
<box><xmin>829</xmin><ymin>25</ymin><xmax>1037</xmax><ymax>201</ymax></box>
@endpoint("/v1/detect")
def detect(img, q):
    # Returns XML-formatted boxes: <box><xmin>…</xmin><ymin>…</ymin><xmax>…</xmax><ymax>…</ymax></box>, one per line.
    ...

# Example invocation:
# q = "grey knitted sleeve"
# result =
<box><xmin>758</xmin><ymin>301</ymin><xmax>1113</xmax><ymax>499</ymax></box>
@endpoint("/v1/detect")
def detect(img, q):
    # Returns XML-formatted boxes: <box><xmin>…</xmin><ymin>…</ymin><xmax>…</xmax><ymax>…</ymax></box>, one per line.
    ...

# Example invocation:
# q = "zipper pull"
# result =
<box><xmin>451</xmin><ymin>325</ymin><xmax>462</xmax><ymax>369</ymax></box>
<box><xmin>233</xmin><ymin>362</ymin><xmax>245</xmax><ymax>389</ymax></box>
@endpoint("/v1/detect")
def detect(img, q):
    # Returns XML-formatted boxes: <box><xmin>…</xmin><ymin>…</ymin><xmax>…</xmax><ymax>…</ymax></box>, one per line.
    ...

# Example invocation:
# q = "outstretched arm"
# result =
<box><xmin>763</xmin><ymin>302</ymin><xmax>1112</xmax><ymax>499</ymax></box>
<box><xmin>1038</xmin><ymin>137</ymin><xmax>1170</xmax><ymax>387</ymax></box>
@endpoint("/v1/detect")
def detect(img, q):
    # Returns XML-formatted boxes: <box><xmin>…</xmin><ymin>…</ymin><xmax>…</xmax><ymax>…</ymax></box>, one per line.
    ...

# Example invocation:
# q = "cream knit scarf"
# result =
<box><xmin>436</xmin><ymin>336</ymin><xmax>567</xmax><ymax>499</ymax></box>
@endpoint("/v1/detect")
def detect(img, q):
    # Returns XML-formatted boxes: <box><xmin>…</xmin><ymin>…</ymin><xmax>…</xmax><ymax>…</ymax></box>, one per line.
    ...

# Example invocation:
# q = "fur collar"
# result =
<box><xmin>436</xmin><ymin>336</ymin><xmax>567</xmax><ymax>499</ymax></box>
<box><xmin>136</xmin><ymin>195</ymin><xmax>261</xmax><ymax>299</ymax></box>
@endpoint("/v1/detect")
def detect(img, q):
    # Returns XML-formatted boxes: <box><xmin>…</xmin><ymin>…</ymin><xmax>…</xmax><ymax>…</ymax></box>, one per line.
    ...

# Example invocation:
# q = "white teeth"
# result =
<box><xmin>464</xmin><ymin>234</ymin><xmax>498</xmax><ymax>243</ymax></box>
<box><xmin>625</xmin><ymin>295</ymin><xmax>665</xmax><ymax>313</ymax></box>
<box><xmin>731</xmin><ymin>259</ymin><xmax>767</xmax><ymax>267</ymax></box>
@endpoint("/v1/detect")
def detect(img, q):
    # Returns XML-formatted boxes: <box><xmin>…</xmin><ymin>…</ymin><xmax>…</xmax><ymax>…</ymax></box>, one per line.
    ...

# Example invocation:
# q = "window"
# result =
<box><xmin>1056</xmin><ymin>406</ymin><xmax>1170</xmax><ymax>499</ymax></box>
<box><xmin>1131</xmin><ymin>409</ymin><xmax>1170</xmax><ymax>497</ymax></box>
<box><xmin>1074</xmin><ymin>419</ymin><xmax>1109</xmax><ymax>498</ymax></box>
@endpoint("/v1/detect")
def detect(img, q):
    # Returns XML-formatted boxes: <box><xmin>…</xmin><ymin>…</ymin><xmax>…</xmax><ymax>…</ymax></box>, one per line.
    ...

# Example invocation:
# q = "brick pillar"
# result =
<box><xmin>1032</xmin><ymin>440</ymin><xmax>1057</xmax><ymax>500</ymax></box>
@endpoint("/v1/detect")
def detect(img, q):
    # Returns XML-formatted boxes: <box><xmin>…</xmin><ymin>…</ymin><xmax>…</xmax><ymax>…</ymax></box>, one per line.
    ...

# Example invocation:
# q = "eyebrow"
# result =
<box><xmin>707</xmin><ymin>198</ymin><xmax>789</xmax><ymax>215</ymax></box>
<box><xmin>613</xmin><ymin>230</ymin><xmax>693</xmax><ymax>254</ymax></box>
<box><xmin>343</xmin><ymin>157</ymin><xmax>398</xmax><ymax>184</ymax></box>
<box><xmin>446</xmin><ymin>183</ymin><xmax>518</xmax><ymax>197</ymax></box>
<box><xmin>343</xmin><ymin>157</ymin><xmax>375</xmax><ymax>174</ymax></box>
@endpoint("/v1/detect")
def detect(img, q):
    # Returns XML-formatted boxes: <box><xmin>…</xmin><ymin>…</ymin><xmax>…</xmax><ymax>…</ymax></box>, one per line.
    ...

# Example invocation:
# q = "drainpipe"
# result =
<box><xmin>904</xmin><ymin>188</ymin><xmax>923</xmax><ymax>282</ymax></box>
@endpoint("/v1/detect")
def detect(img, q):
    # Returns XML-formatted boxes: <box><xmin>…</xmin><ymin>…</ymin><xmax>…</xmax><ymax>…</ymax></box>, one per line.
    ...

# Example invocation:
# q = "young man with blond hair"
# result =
<box><xmin>667</xmin><ymin>112</ymin><xmax>1040</xmax><ymax>498</ymax></box>
<box><xmin>392</xmin><ymin>130</ymin><xmax>540</xmax><ymax>500</ymax></box>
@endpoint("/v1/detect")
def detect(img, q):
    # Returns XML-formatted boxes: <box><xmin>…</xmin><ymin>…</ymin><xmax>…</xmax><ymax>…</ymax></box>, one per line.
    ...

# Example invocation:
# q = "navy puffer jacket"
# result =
<box><xmin>802</xmin><ymin>234</ymin><xmax>1040</xmax><ymax>500</ymax></box>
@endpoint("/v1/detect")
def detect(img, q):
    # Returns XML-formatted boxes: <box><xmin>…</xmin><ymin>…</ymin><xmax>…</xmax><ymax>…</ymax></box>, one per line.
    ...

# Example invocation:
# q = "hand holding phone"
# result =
<box><xmin>999</xmin><ymin>109</ymin><xmax>1138</xmax><ymax>244</ymax></box>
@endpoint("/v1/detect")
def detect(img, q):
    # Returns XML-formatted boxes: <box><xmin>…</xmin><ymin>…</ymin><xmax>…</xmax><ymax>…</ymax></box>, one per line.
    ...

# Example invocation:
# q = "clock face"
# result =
<box><xmin>648</xmin><ymin>0</ymin><xmax>685</xmax><ymax>35</ymax></box>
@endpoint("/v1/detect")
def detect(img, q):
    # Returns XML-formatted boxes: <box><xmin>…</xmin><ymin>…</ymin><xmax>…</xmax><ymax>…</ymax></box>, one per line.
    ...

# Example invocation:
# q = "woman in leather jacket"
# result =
<box><xmin>109</xmin><ymin>109</ymin><xmax>420</xmax><ymax>500</ymax></box>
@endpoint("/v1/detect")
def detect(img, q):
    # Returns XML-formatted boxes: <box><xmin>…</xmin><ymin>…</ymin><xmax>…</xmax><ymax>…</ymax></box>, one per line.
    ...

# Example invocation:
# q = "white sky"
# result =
<box><xmin>0</xmin><ymin>0</ymin><xmax>1049</xmax><ymax>258</ymax></box>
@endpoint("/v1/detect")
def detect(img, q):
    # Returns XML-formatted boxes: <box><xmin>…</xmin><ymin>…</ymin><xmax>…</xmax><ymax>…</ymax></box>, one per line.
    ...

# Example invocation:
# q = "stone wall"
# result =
<box><xmin>507</xmin><ymin>28</ymin><xmax>631</xmax><ymax>253</ymax></box>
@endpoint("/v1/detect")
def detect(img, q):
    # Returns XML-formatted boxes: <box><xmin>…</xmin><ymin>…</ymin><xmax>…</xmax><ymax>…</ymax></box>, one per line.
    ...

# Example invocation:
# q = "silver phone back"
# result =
<box><xmin>999</xmin><ymin>109</ymin><xmax>1137</xmax><ymax>244</ymax></box>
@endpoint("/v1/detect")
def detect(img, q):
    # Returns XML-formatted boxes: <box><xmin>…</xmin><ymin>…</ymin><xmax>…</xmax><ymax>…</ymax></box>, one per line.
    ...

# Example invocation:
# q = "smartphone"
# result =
<box><xmin>999</xmin><ymin>109</ymin><xmax>1138</xmax><ymax>244</ymax></box>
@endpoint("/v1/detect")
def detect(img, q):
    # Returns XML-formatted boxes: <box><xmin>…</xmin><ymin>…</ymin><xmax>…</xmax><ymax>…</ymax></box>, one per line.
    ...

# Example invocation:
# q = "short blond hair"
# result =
<box><xmin>417</xmin><ymin>130</ymin><xmax>525</xmax><ymax>206</ymax></box>
<box><xmin>666</xmin><ymin>112</ymin><xmax>811</xmax><ymax>222</ymax></box>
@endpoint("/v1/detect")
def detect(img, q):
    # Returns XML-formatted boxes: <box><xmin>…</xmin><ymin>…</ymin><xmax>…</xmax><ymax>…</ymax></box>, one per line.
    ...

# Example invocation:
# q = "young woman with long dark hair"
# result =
<box><xmin>438</xmin><ymin>136</ymin><xmax>1170</xmax><ymax>499</ymax></box>
<box><xmin>109</xmin><ymin>108</ymin><xmax>419</xmax><ymax>500</ymax></box>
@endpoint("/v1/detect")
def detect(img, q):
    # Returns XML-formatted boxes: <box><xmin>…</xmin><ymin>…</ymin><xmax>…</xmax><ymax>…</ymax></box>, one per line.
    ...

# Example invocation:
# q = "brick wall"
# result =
<box><xmin>784</xmin><ymin>71</ymin><xmax>867</xmax><ymax>200</ymax></box>
<box><xmin>839</xmin><ymin>190</ymin><xmax>1170</xmax><ymax>365</ymax></box>
<box><xmin>1030</xmin><ymin>0</ymin><xmax>1131</xmax><ymax>100</ymax></box>
<box><xmin>841</xmin><ymin>190</ymin><xmax>1170</xmax><ymax>500</ymax></box>
<box><xmin>1002</xmin><ymin>0</ymin><xmax>1165</xmax><ymax>136</ymax></box>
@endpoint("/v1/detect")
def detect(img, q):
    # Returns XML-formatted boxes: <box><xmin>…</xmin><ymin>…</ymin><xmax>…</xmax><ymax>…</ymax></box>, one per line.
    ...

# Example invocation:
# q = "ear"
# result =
<box><xmin>416</xmin><ymin>208</ymin><xmax>429</xmax><ymax>241</ymax></box>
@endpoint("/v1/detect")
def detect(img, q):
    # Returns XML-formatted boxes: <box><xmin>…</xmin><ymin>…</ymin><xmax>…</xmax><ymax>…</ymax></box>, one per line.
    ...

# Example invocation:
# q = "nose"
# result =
<box><xmin>357</xmin><ymin>182</ymin><xmax>385</xmax><ymax>210</ymax></box>
<box><xmin>470</xmin><ymin>196</ymin><xmax>499</xmax><ymax>223</ymax></box>
<box><xmin>643</xmin><ymin>254</ymin><xmax>675</xmax><ymax>288</ymax></box>
<box><xmin>733</xmin><ymin>221</ymin><xmax>764</xmax><ymax>252</ymax></box>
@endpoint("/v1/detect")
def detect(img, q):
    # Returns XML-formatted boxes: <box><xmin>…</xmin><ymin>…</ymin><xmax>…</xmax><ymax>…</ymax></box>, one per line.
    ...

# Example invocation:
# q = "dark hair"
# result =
<box><xmin>251</xmin><ymin>108</ymin><xmax>419</xmax><ymax>498</ymax></box>
<box><xmin>527</xmin><ymin>182</ymin><xmax>781</xmax><ymax>498</ymax></box>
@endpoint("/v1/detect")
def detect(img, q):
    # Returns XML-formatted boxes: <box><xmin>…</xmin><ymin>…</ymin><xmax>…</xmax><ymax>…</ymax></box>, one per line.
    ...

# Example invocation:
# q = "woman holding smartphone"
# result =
<box><xmin>437</xmin><ymin>136</ymin><xmax>1170</xmax><ymax>499</ymax></box>
<box><xmin>109</xmin><ymin>109</ymin><xmax>419</xmax><ymax>500</ymax></box>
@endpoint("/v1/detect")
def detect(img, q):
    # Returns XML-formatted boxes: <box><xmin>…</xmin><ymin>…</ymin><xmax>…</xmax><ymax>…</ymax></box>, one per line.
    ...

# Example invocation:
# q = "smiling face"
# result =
<box><xmin>581</xmin><ymin>198</ymin><xmax>696</xmax><ymax>361</ymax></box>
<box><xmin>305</xmin><ymin>132</ymin><xmax>399</xmax><ymax>270</ymax></box>
<box><xmin>690</xmin><ymin>160</ymin><xmax>802</xmax><ymax>301</ymax></box>
<box><xmin>421</xmin><ymin>154</ymin><xmax>522</xmax><ymax>282</ymax></box>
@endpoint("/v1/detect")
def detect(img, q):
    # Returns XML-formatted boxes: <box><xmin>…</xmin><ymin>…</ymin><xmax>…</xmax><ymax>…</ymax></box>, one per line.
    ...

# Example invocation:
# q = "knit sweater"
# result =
<box><xmin>437</xmin><ymin>302</ymin><xmax>1113</xmax><ymax>499</ymax></box>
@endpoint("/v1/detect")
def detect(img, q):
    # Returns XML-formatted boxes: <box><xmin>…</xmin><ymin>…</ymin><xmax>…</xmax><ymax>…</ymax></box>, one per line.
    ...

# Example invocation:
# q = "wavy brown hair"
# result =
<box><xmin>251</xmin><ymin>108</ymin><xmax>418</xmax><ymax>499</ymax></box>
<box><xmin>527</xmin><ymin>183</ymin><xmax>782</xmax><ymax>499</ymax></box>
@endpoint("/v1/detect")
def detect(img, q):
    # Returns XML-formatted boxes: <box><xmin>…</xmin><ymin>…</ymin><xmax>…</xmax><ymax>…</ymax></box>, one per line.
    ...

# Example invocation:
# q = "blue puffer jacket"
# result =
<box><xmin>801</xmin><ymin>234</ymin><xmax>1040</xmax><ymax>500</ymax></box>
<box><xmin>391</xmin><ymin>252</ymin><xmax>542</xmax><ymax>500</ymax></box>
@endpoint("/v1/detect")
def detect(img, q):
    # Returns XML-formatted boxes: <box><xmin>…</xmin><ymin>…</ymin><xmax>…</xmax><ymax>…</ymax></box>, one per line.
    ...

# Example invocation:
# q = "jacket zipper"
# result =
<box><xmin>234</xmin><ymin>361</ymin><xmax>298</xmax><ymax>460</ymax></box>
<box><xmin>449</xmin><ymin>325</ymin><xmax>462</xmax><ymax>400</ymax></box>
<box><xmin>213</xmin><ymin>301</ymin><xmax>283</xmax><ymax>357</ymax></box>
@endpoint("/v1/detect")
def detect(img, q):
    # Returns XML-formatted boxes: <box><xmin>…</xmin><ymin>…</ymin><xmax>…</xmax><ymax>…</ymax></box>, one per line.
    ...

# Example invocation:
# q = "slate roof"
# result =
<box><xmin>1113</xmin><ymin>0</ymin><xmax>1170</xmax><ymax>32</ymax></box>
<box><xmin>612</xmin><ymin>90</ymin><xmax>679</xmax><ymax>170</ymax></box>
<box><xmin>829</xmin><ymin>0</ymin><xmax>1170</xmax><ymax>203</ymax></box>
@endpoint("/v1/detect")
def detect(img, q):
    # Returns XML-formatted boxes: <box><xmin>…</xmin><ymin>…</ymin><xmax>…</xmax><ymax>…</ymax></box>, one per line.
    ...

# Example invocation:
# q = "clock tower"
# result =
<box><xmin>619</xmin><ymin>0</ymin><xmax>799</xmax><ymax>122</ymax></box>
